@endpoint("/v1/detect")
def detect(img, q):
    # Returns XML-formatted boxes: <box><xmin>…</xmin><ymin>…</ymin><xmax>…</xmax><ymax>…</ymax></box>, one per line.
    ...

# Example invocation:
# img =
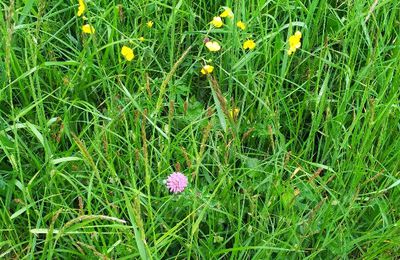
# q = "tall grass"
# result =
<box><xmin>1</xmin><ymin>0</ymin><xmax>399</xmax><ymax>258</ymax></box>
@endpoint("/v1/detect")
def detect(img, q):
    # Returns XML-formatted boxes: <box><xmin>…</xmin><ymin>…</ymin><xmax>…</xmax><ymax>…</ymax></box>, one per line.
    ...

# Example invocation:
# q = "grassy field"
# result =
<box><xmin>1</xmin><ymin>0</ymin><xmax>400</xmax><ymax>258</ymax></box>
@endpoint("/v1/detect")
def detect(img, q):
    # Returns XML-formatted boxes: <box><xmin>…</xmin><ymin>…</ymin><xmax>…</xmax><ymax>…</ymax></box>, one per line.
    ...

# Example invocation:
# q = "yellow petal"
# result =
<box><xmin>82</xmin><ymin>24</ymin><xmax>95</xmax><ymax>34</ymax></box>
<box><xmin>139</xmin><ymin>37</ymin><xmax>145</xmax><ymax>42</ymax></box>
<box><xmin>201</xmin><ymin>65</ymin><xmax>214</xmax><ymax>75</ymax></box>
<box><xmin>236</xmin><ymin>21</ymin><xmax>246</xmax><ymax>30</ymax></box>
<box><xmin>288</xmin><ymin>31</ymin><xmax>302</xmax><ymax>54</ymax></box>
<box><xmin>220</xmin><ymin>7</ymin><xmax>234</xmax><ymax>18</ymax></box>
<box><xmin>210</xmin><ymin>16</ymin><xmax>223</xmax><ymax>28</ymax></box>
<box><xmin>289</xmin><ymin>37</ymin><xmax>300</xmax><ymax>48</ymax></box>
<box><xmin>288</xmin><ymin>36</ymin><xmax>296</xmax><ymax>46</ymax></box>
<box><xmin>243</xmin><ymin>39</ymin><xmax>256</xmax><ymax>50</ymax></box>
<box><xmin>146</xmin><ymin>21</ymin><xmax>154</xmax><ymax>28</ymax></box>
<box><xmin>287</xmin><ymin>46</ymin><xmax>296</xmax><ymax>55</ymax></box>
<box><xmin>205</xmin><ymin>41</ymin><xmax>221</xmax><ymax>52</ymax></box>
<box><xmin>77</xmin><ymin>0</ymin><xmax>85</xmax><ymax>17</ymax></box>
<box><xmin>121</xmin><ymin>46</ymin><xmax>134</xmax><ymax>61</ymax></box>
<box><xmin>230</xmin><ymin>108</ymin><xmax>240</xmax><ymax>118</ymax></box>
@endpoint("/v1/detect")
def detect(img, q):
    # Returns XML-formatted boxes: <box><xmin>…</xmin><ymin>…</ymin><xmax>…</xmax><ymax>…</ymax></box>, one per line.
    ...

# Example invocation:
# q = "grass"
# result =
<box><xmin>1</xmin><ymin>0</ymin><xmax>399</xmax><ymax>258</ymax></box>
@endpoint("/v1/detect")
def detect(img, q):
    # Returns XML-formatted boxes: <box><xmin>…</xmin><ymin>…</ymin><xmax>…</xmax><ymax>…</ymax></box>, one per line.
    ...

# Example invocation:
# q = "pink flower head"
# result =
<box><xmin>166</xmin><ymin>172</ymin><xmax>188</xmax><ymax>193</ymax></box>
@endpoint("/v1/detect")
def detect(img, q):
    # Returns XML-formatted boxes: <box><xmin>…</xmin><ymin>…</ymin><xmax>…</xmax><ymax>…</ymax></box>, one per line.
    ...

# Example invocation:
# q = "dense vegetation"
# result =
<box><xmin>1</xmin><ymin>0</ymin><xmax>399</xmax><ymax>258</ymax></box>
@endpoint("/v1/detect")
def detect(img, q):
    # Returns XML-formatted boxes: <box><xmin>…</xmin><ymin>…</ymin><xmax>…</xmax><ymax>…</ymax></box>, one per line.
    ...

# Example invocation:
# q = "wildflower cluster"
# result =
<box><xmin>202</xmin><ymin>7</ymin><xmax>258</xmax><ymax>74</ymax></box>
<box><xmin>119</xmin><ymin>20</ymin><xmax>152</xmax><ymax>62</ymax></box>
<box><xmin>76</xmin><ymin>1</ymin><xmax>155</xmax><ymax>62</ymax></box>
<box><xmin>73</xmin><ymin>3</ymin><xmax>303</xmax><ymax>195</ymax></box>
<box><xmin>77</xmin><ymin>0</ymin><xmax>95</xmax><ymax>34</ymax></box>
<box><xmin>207</xmin><ymin>7</ymin><xmax>256</xmax><ymax>51</ymax></box>
<box><xmin>118</xmin><ymin>19</ymin><xmax>153</xmax><ymax>62</ymax></box>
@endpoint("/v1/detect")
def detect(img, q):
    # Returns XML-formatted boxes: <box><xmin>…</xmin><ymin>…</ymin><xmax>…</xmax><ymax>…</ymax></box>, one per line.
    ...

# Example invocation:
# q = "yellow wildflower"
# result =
<box><xmin>287</xmin><ymin>31</ymin><xmax>302</xmax><ymax>55</ymax></box>
<box><xmin>243</xmin><ymin>39</ymin><xmax>256</xmax><ymax>50</ymax></box>
<box><xmin>77</xmin><ymin>0</ymin><xmax>85</xmax><ymax>17</ymax></box>
<box><xmin>230</xmin><ymin>108</ymin><xmax>240</xmax><ymax>118</ymax></box>
<box><xmin>201</xmin><ymin>65</ymin><xmax>214</xmax><ymax>75</ymax></box>
<box><xmin>82</xmin><ymin>24</ymin><xmax>95</xmax><ymax>34</ymax></box>
<box><xmin>220</xmin><ymin>7</ymin><xmax>234</xmax><ymax>19</ymax></box>
<box><xmin>146</xmin><ymin>21</ymin><xmax>154</xmax><ymax>28</ymax></box>
<box><xmin>205</xmin><ymin>41</ymin><xmax>221</xmax><ymax>52</ymax></box>
<box><xmin>139</xmin><ymin>37</ymin><xmax>145</xmax><ymax>42</ymax></box>
<box><xmin>236</xmin><ymin>21</ymin><xmax>246</xmax><ymax>30</ymax></box>
<box><xmin>211</xmin><ymin>16</ymin><xmax>223</xmax><ymax>28</ymax></box>
<box><xmin>121</xmin><ymin>46</ymin><xmax>134</xmax><ymax>61</ymax></box>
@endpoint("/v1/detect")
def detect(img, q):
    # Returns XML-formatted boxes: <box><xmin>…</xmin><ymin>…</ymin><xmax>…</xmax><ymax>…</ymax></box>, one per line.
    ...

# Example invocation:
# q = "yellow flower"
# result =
<box><xmin>139</xmin><ymin>37</ymin><xmax>145</xmax><ymax>42</ymax></box>
<box><xmin>287</xmin><ymin>31</ymin><xmax>302</xmax><ymax>55</ymax></box>
<box><xmin>77</xmin><ymin>0</ymin><xmax>85</xmax><ymax>17</ymax></box>
<box><xmin>205</xmin><ymin>41</ymin><xmax>221</xmax><ymax>52</ymax></box>
<box><xmin>82</xmin><ymin>24</ymin><xmax>95</xmax><ymax>34</ymax></box>
<box><xmin>230</xmin><ymin>108</ymin><xmax>240</xmax><ymax>118</ymax></box>
<box><xmin>121</xmin><ymin>46</ymin><xmax>134</xmax><ymax>61</ymax></box>
<box><xmin>201</xmin><ymin>65</ymin><xmax>214</xmax><ymax>75</ymax></box>
<box><xmin>210</xmin><ymin>16</ymin><xmax>223</xmax><ymax>28</ymax></box>
<box><xmin>236</xmin><ymin>21</ymin><xmax>246</xmax><ymax>30</ymax></box>
<box><xmin>243</xmin><ymin>39</ymin><xmax>256</xmax><ymax>50</ymax></box>
<box><xmin>220</xmin><ymin>7</ymin><xmax>234</xmax><ymax>19</ymax></box>
<box><xmin>146</xmin><ymin>21</ymin><xmax>154</xmax><ymax>28</ymax></box>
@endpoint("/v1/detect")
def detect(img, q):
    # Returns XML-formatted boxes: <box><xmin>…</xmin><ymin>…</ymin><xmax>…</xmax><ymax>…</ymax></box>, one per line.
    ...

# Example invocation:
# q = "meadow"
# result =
<box><xmin>1</xmin><ymin>0</ymin><xmax>400</xmax><ymax>258</ymax></box>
